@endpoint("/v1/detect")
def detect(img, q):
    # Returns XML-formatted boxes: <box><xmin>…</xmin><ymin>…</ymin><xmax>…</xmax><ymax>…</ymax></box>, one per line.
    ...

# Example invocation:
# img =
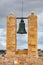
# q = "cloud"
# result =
<box><xmin>17</xmin><ymin>34</ymin><xmax>28</xmax><ymax>49</ymax></box>
<box><xmin>38</xmin><ymin>44</ymin><xmax>43</xmax><ymax>50</ymax></box>
<box><xmin>0</xmin><ymin>29</ymin><xmax>6</xmax><ymax>50</ymax></box>
<box><xmin>38</xmin><ymin>12</ymin><xmax>43</xmax><ymax>32</ymax></box>
<box><xmin>38</xmin><ymin>32</ymin><xmax>43</xmax><ymax>45</ymax></box>
<box><xmin>0</xmin><ymin>0</ymin><xmax>43</xmax><ymax>17</ymax></box>
<box><xmin>0</xmin><ymin>18</ymin><xmax>6</xmax><ymax>28</ymax></box>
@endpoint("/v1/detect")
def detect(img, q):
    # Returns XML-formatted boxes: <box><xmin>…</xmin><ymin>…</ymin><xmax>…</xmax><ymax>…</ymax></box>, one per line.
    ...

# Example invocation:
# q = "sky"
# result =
<box><xmin>0</xmin><ymin>0</ymin><xmax>43</xmax><ymax>50</ymax></box>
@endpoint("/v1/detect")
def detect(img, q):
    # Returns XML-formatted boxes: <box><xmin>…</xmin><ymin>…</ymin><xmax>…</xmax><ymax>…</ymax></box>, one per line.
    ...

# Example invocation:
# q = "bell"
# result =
<box><xmin>17</xmin><ymin>19</ymin><xmax>27</xmax><ymax>34</ymax></box>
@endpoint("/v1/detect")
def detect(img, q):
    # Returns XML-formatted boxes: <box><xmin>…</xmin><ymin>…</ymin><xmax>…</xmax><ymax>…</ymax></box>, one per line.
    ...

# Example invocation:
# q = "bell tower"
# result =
<box><xmin>6</xmin><ymin>13</ymin><xmax>16</xmax><ymax>53</ymax></box>
<box><xmin>28</xmin><ymin>12</ymin><xmax>38</xmax><ymax>57</ymax></box>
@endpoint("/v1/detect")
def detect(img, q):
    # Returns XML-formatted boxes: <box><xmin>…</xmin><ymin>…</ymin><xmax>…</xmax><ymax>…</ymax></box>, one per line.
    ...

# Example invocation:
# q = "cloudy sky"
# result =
<box><xmin>0</xmin><ymin>0</ymin><xmax>43</xmax><ymax>50</ymax></box>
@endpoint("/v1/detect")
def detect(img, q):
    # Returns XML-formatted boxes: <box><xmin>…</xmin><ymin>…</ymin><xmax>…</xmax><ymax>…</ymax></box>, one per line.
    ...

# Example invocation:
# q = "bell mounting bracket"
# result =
<box><xmin>16</xmin><ymin>17</ymin><xmax>28</xmax><ymax>19</ymax></box>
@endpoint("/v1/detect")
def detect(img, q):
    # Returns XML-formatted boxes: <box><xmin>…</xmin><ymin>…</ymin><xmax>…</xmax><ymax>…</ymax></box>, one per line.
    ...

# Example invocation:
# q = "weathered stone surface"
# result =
<box><xmin>0</xmin><ymin>54</ymin><xmax>43</xmax><ymax>65</ymax></box>
<box><xmin>6</xmin><ymin>13</ymin><xmax>16</xmax><ymax>53</ymax></box>
<box><xmin>28</xmin><ymin>12</ymin><xmax>38</xmax><ymax>57</ymax></box>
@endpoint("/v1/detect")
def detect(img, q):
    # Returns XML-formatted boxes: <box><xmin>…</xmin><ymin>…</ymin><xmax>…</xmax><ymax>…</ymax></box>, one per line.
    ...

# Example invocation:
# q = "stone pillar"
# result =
<box><xmin>28</xmin><ymin>12</ymin><xmax>38</xmax><ymax>57</ymax></box>
<box><xmin>6</xmin><ymin>13</ymin><xmax>16</xmax><ymax>54</ymax></box>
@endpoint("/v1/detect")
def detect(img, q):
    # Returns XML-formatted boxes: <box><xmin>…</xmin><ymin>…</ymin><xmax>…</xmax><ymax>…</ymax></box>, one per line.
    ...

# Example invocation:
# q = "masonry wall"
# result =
<box><xmin>6</xmin><ymin>13</ymin><xmax>16</xmax><ymax>53</ymax></box>
<box><xmin>28</xmin><ymin>12</ymin><xmax>38</xmax><ymax>57</ymax></box>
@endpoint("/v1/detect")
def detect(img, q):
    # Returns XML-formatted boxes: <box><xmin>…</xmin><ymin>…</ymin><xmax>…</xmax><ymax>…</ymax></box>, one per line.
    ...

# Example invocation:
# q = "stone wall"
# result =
<box><xmin>28</xmin><ymin>12</ymin><xmax>38</xmax><ymax>57</ymax></box>
<box><xmin>6</xmin><ymin>13</ymin><xmax>16</xmax><ymax>53</ymax></box>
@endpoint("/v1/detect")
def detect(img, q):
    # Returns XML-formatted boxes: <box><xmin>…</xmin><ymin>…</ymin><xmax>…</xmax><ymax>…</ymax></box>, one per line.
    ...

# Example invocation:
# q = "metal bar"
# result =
<box><xmin>16</xmin><ymin>17</ymin><xmax>28</xmax><ymax>19</ymax></box>
<box><xmin>22</xmin><ymin>0</ymin><xmax>23</xmax><ymax>17</ymax></box>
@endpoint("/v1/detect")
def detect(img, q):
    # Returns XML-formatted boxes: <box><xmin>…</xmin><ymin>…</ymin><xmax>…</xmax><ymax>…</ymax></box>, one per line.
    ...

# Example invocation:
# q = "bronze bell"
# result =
<box><xmin>17</xmin><ymin>19</ymin><xmax>27</xmax><ymax>34</ymax></box>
